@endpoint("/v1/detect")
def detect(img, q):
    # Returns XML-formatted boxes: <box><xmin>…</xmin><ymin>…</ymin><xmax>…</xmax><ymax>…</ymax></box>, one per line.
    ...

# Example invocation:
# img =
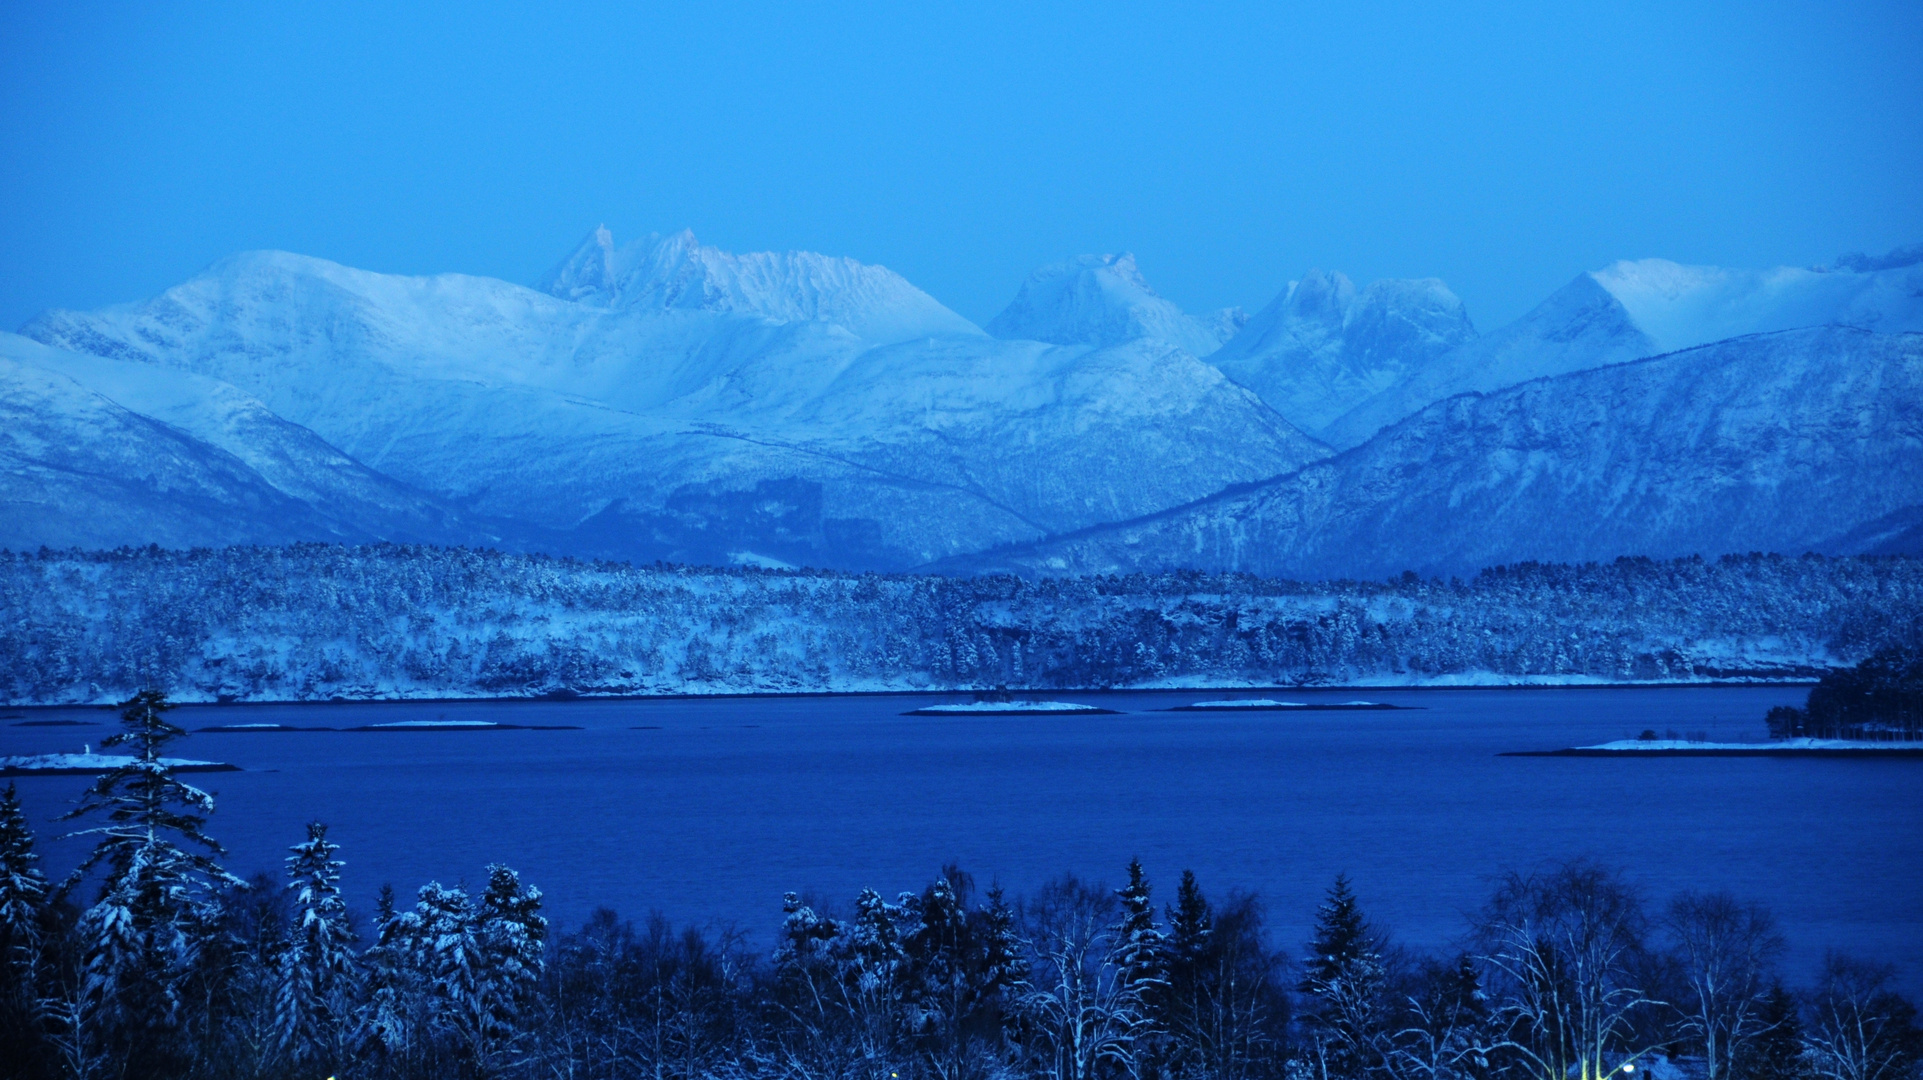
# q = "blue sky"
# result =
<box><xmin>2</xmin><ymin>0</ymin><xmax>1919</xmax><ymax>331</ymax></box>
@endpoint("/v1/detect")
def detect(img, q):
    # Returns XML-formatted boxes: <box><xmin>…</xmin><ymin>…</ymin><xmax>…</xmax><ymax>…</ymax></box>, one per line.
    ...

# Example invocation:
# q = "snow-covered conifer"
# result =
<box><xmin>0</xmin><ymin>781</ymin><xmax>48</xmax><ymax>969</ymax></box>
<box><xmin>58</xmin><ymin>690</ymin><xmax>243</xmax><ymax>1061</ymax></box>
<box><xmin>274</xmin><ymin>821</ymin><xmax>359</xmax><ymax>1071</ymax></box>
<box><xmin>0</xmin><ymin>781</ymin><xmax>51</xmax><ymax>1069</ymax></box>
<box><xmin>1300</xmin><ymin>874</ymin><xmax>1388</xmax><ymax>1080</ymax></box>
<box><xmin>1113</xmin><ymin>859</ymin><xmax>1168</xmax><ymax>999</ymax></box>
<box><xmin>472</xmin><ymin>863</ymin><xmax>547</xmax><ymax>1065</ymax></box>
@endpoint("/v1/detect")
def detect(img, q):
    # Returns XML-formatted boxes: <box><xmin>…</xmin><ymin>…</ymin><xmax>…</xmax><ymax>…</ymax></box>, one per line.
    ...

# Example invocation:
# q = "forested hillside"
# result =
<box><xmin>2</xmin><ymin>545</ymin><xmax>1917</xmax><ymax>704</ymax></box>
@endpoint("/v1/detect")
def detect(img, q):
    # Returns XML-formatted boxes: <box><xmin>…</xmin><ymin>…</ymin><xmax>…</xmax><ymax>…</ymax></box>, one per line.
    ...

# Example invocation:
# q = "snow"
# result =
<box><xmin>1210</xmin><ymin>270</ymin><xmax>1475</xmax><ymax>438</ymax></box>
<box><xmin>958</xmin><ymin>326</ymin><xmax>1923</xmax><ymax>581</ymax></box>
<box><xmin>1593</xmin><ymin>256</ymin><xmax>1923</xmax><ymax>354</ymax></box>
<box><xmin>1321</xmin><ymin>244</ymin><xmax>1923</xmax><ymax>446</ymax></box>
<box><xmin>912</xmin><ymin>701</ymin><xmax>1104</xmax><ymax>713</ymax></box>
<box><xmin>984</xmin><ymin>253</ymin><xmax>1235</xmax><ymax>358</ymax></box>
<box><xmin>1</xmin><ymin>752</ymin><xmax>224</xmax><ymax>770</ymax></box>
<box><xmin>1580</xmin><ymin>738</ymin><xmax>1918</xmax><ymax>751</ymax></box>
<box><xmin>536</xmin><ymin>227</ymin><xmax>984</xmax><ymax>345</ymax></box>
<box><xmin>17</xmin><ymin>238</ymin><xmax>1324</xmax><ymax>570</ymax></box>
<box><xmin>1183</xmin><ymin>699</ymin><xmax>1308</xmax><ymax>708</ymax></box>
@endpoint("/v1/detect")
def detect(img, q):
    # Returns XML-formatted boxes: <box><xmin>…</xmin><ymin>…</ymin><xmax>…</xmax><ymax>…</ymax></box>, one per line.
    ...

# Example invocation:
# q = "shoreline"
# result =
<box><xmin>0</xmin><ymin>679</ymin><xmax>1821</xmax><ymax>712</ymax></box>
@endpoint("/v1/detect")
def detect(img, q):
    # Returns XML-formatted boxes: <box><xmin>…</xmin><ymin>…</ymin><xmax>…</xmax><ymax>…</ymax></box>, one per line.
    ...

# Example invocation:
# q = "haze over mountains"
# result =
<box><xmin>7</xmin><ymin>230</ymin><xmax>1920</xmax><ymax>577</ymax></box>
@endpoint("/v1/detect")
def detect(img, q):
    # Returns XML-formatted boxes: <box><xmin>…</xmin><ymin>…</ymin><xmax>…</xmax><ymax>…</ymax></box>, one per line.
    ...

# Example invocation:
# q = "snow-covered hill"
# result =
<box><xmin>984</xmin><ymin>253</ymin><xmax>1243</xmax><ymax>357</ymax></box>
<box><xmin>948</xmin><ymin>327</ymin><xmax>1923</xmax><ymax>580</ymax></box>
<box><xmin>0</xmin><ymin>333</ymin><xmax>496</xmax><ymax>549</ymax></box>
<box><xmin>1208</xmin><ymin>270</ymin><xmax>1475</xmax><ymax>439</ymax></box>
<box><xmin>1319</xmin><ymin>245</ymin><xmax>1923</xmax><ymax>446</ymax></box>
<box><xmin>20</xmin><ymin>235</ymin><xmax>1325</xmax><ymax>569</ymax></box>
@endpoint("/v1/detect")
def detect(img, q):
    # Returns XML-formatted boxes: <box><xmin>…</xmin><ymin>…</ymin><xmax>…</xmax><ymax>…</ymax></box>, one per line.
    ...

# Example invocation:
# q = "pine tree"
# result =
<box><xmin>1735</xmin><ymin>984</ymin><xmax>1809</xmax><ymax>1080</ymax></box>
<box><xmin>0</xmin><ymin>782</ymin><xmax>48</xmax><ymax>974</ymax></box>
<box><xmin>982</xmin><ymin>884</ymin><xmax>1028</xmax><ymax>993</ymax></box>
<box><xmin>274</xmin><ymin>821</ymin><xmax>359</xmax><ymax>1074</ymax></box>
<box><xmin>1167</xmin><ymin>869</ymin><xmax>1213</xmax><ymax>975</ymax></box>
<box><xmin>1301</xmin><ymin>874</ymin><xmax>1387</xmax><ymax>1080</ymax></box>
<box><xmin>1114</xmin><ymin>858</ymin><xmax>1168</xmax><ymax>998</ymax></box>
<box><xmin>472</xmin><ymin>863</ymin><xmax>547</xmax><ymax>1069</ymax></box>
<box><xmin>57</xmin><ymin>689</ymin><xmax>243</xmax><ymax>1066</ymax></box>
<box><xmin>360</xmin><ymin>883</ymin><xmax>421</xmax><ymax>1060</ymax></box>
<box><xmin>0</xmin><ymin>782</ymin><xmax>51</xmax><ymax>1073</ymax></box>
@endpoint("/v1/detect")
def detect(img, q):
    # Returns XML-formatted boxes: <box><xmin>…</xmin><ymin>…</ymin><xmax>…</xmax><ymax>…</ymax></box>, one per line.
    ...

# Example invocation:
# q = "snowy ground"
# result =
<box><xmin>1580</xmin><ymin>737</ymin><xmax>1921</xmax><ymax>751</ymax></box>
<box><xmin>904</xmin><ymin>700</ymin><xmax>1112</xmax><ymax>715</ymax></box>
<box><xmin>1</xmin><ymin>751</ymin><xmax>234</xmax><ymax>773</ymax></box>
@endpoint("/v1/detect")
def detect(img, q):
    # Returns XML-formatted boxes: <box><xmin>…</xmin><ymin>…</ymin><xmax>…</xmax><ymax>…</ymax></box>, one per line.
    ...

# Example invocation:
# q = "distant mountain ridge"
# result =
<box><xmin>945</xmin><ymin>326</ymin><xmax>1923</xmax><ymax>579</ymax></box>
<box><xmin>11</xmin><ymin>232</ymin><xmax>1921</xmax><ymax>578</ymax></box>
<box><xmin>1209</xmin><ymin>269</ymin><xmax>1476</xmax><ymax>439</ymax></box>
<box><xmin>18</xmin><ymin>233</ymin><xmax>1325</xmax><ymax>569</ymax></box>
<box><xmin>1314</xmin><ymin>247</ymin><xmax>1923</xmax><ymax>446</ymax></box>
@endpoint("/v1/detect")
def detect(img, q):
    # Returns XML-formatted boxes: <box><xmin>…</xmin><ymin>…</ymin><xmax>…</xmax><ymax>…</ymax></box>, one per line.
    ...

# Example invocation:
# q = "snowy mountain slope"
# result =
<box><xmin>538</xmin><ymin>226</ymin><xmax>983</xmax><ymax>344</ymax></box>
<box><xmin>0</xmin><ymin>333</ymin><xmax>503</xmax><ymax>549</ymax></box>
<box><xmin>1320</xmin><ymin>244</ymin><xmax>1923</xmax><ymax>447</ymax></box>
<box><xmin>984</xmin><ymin>253</ymin><xmax>1241</xmax><ymax>357</ymax></box>
<box><xmin>943</xmin><ymin>327</ymin><xmax>1923</xmax><ymax>580</ymax></box>
<box><xmin>1208</xmin><ymin>270</ymin><xmax>1476</xmax><ymax>439</ymax></box>
<box><xmin>22</xmin><ymin>239</ymin><xmax>1324</xmax><ymax>569</ymax></box>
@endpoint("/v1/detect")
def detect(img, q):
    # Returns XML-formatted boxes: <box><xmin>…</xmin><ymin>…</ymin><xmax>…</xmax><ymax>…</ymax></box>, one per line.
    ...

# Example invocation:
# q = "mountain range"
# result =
<box><xmin>8</xmin><ymin>230</ymin><xmax>1920</xmax><ymax>576</ymax></box>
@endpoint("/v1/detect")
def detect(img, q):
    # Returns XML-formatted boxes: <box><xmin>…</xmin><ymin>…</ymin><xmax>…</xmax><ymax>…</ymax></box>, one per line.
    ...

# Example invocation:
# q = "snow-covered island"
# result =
<box><xmin>349</xmin><ymin>720</ymin><xmax>582</xmax><ymax>731</ymax></box>
<box><xmin>1</xmin><ymin>752</ymin><xmax>239</xmax><ymax>775</ymax></box>
<box><xmin>1168</xmin><ymin>699</ymin><xmax>1408</xmax><ymax>711</ymax></box>
<box><xmin>1505</xmin><ymin>738</ymin><xmax>1923</xmax><ymax>758</ymax></box>
<box><xmin>903</xmin><ymin>701</ymin><xmax>1118</xmax><ymax>716</ymax></box>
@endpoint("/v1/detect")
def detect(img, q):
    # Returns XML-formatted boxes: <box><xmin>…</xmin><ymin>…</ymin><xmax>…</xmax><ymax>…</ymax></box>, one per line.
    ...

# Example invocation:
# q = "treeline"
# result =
<box><xmin>2</xmin><ymin>545</ymin><xmax>1920</xmax><ymax>704</ymax></box>
<box><xmin>1767</xmin><ymin>647</ymin><xmax>1923</xmax><ymax>739</ymax></box>
<box><xmin>3</xmin><ymin>696</ymin><xmax>1921</xmax><ymax>1080</ymax></box>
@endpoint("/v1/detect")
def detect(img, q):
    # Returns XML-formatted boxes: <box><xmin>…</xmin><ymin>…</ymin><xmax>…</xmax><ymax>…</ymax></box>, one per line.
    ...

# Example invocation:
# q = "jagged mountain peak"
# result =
<box><xmin>1207</xmin><ymin>268</ymin><xmax>1475</xmax><ymax>437</ymax></box>
<box><xmin>1825</xmin><ymin>240</ymin><xmax>1923</xmax><ymax>274</ymax></box>
<box><xmin>534</xmin><ymin>227</ymin><xmax>980</xmax><ymax>344</ymax></box>
<box><xmin>984</xmin><ymin>252</ymin><xmax>1235</xmax><ymax>357</ymax></box>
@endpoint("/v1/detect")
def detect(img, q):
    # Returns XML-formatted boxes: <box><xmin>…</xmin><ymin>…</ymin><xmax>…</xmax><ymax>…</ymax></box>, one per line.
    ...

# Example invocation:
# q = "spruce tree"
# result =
<box><xmin>1736</xmin><ymin>984</ymin><xmax>1809</xmax><ymax>1080</ymax></box>
<box><xmin>0</xmin><ymin>781</ymin><xmax>48</xmax><ymax>972</ymax></box>
<box><xmin>473</xmin><ymin>863</ymin><xmax>547</xmax><ymax>1068</ymax></box>
<box><xmin>1301</xmin><ymin>874</ymin><xmax>1386</xmax><ymax>1080</ymax></box>
<box><xmin>275</xmin><ymin>821</ymin><xmax>359</xmax><ymax>1074</ymax></box>
<box><xmin>1167</xmin><ymin>869</ymin><xmax>1213</xmax><ymax>974</ymax></box>
<box><xmin>57</xmin><ymin>689</ymin><xmax>243</xmax><ymax>1066</ymax></box>
<box><xmin>0</xmin><ymin>782</ymin><xmax>51</xmax><ymax>1073</ymax></box>
<box><xmin>1114</xmin><ymin>858</ymin><xmax>1168</xmax><ymax>997</ymax></box>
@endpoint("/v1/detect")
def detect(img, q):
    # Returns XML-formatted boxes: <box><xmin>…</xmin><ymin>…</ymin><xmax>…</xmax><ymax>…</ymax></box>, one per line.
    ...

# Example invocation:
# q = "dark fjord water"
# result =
<box><xmin>5</xmin><ymin>687</ymin><xmax>1919</xmax><ymax>983</ymax></box>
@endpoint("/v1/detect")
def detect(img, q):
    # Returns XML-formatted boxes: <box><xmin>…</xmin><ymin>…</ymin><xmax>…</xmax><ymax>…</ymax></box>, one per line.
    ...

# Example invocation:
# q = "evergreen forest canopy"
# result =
<box><xmin>2</xmin><ymin>545</ymin><xmax>1920</xmax><ymax>705</ymax></box>
<box><xmin>1</xmin><ymin>694</ymin><xmax>1919</xmax><ymax>1080</ymax></box>
<box><xmin>1766</xmin><ymin>648</ymin><xmax>1923</xmax><ymax>739</ymax></box>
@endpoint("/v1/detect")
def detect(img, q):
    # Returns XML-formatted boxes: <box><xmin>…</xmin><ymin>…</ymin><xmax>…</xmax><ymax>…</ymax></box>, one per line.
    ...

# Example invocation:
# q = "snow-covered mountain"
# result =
<box><xmin>20</xmin><ymin>234</ymin><xmax>1326</xmax><ymax>569</ymax></box>
<box><xmin>1208</xmin><ymin>270</ymin><xmax>1475</xmax><ymax>439</ymax></box>
<box><xmin>1319</xmin><ymin>245</ymin><xmax>1923</xmax><ymax>447</ymax></box>
<box><xmin>984</xmin><ymin>253</ymin><xmax>1243</xmax><ymax>357</ymax></box>
<box><xmin>538</xmin><ymin>226</ymin><xmax>983</xmax><ymax>344</ymax></box>
<box><xmin>0</xmin><ymin>333</ymin><xmax>497</xmax><ymax>550</ymax></box>
<box><xmin>947</xmin><ymin>327</ymin><xmax>1923</xmax><ymax>580</ymax></box>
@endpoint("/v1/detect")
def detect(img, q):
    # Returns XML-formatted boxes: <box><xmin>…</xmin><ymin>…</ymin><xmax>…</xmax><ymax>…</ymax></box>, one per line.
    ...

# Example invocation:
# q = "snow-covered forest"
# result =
<box><xmin>1</xmin><ymin>546</ymin><xmax>1919</xmax><ymax>705</ymax></box>
<box><xmin>3</xmin><ymin>695</ymin><xmax>1920</xmax><ymax>1080</ymax></box>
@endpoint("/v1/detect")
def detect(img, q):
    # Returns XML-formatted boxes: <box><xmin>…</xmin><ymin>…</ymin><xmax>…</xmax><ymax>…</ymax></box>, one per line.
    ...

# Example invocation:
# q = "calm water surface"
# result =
<box><xmin>5</xmin><ymin>687</ymin><xmax>1919</xmax><ymax>984</ymax></box>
